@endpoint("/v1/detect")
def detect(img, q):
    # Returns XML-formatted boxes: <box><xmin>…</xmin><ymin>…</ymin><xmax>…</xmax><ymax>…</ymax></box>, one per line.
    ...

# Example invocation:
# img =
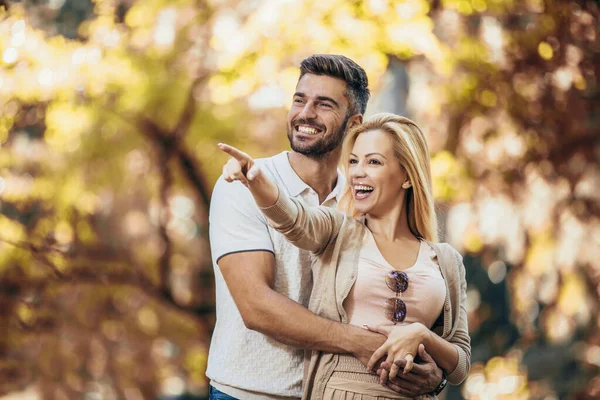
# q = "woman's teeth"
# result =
<box><xmin>354</xmin><ymin>185</ymin><xmax>374</xmax><ymax>199</ymax></box>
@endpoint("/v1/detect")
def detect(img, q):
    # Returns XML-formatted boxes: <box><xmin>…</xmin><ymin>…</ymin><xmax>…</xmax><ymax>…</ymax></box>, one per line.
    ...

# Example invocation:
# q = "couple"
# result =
<box><xmin>208</xmin><ymin>54</ymin><xmax>470</xmax><ymax>400</ymax></box>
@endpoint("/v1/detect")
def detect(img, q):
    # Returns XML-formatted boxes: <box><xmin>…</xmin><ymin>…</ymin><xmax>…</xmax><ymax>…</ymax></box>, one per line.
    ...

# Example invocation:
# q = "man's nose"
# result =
<box><xmin>298</xmin><ymin>102</ymin><xmax>317</xmax><ymax>119</ymax></box>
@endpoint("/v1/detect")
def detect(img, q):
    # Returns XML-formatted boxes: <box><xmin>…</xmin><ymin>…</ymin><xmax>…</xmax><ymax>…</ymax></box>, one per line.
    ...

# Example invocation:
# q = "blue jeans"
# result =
<box><xmin>209</xmin><ymin>386</ymin><xmax>239</xmax><ymax>400</ymax></box>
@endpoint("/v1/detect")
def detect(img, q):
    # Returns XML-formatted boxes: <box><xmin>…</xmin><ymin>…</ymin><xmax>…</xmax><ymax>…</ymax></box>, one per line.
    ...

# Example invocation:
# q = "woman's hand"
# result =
<box><xmin>366</xmin><ymin>323</ymin><xmax>429</xmax><ymax>382</ymax></box>
<box><xmin>218</xmin><ymin>143</ymin><xmax>279</xmax><ymax>208</ymax></box>
<box><xmin>218</xmin><ymin>143</ymin><xmax>262</xmax><ymax>188</ymax></box>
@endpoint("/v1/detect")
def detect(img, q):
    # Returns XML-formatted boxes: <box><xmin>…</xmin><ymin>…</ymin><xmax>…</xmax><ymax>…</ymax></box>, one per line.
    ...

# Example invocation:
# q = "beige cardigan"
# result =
<box><xmin>262</xmin><ymin>194</ymin><xmax>471</xmax><ymax>400</ymax></box>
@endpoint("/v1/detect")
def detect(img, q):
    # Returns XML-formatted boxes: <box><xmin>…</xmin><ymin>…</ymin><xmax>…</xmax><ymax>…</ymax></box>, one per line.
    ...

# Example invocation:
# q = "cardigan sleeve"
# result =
<box><xmin>446</xmin><ymin>249</ymin><xmax>471</xmax><ymax>385</ymax></box>
<box><xmin>260</xmin><ymin>192</ymin><xmax>344</xmax><ymax>255</ymax></box>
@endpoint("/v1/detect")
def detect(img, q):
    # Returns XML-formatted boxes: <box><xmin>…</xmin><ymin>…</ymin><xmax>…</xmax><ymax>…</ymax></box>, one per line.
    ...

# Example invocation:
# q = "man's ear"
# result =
<box><xmin>347</xmin><ymin>114</ymin><xmax>363</xmax><ymax>130</ymax></box>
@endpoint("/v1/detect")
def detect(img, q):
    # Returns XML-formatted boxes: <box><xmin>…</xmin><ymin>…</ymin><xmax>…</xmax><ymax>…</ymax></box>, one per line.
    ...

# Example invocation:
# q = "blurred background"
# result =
<box><xmin>0</xmin><ymin>0</ymin><xmax>598</xmax><ymax>399</ymax></box>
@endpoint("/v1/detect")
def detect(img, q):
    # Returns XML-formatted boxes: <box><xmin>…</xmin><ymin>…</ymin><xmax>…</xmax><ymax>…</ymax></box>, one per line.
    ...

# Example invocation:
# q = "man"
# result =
<box><xmin>207</xmin><ymin>54</ymin><xmax>446</xmax><ymax>399</ymax></box>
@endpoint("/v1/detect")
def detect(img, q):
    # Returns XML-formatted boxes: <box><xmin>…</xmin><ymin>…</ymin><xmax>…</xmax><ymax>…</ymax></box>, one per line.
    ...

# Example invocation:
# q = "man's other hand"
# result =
<box><xmin>377</xmin><ymin>343</ymin><xmax>443</xmax><ymax>397</ymax></box>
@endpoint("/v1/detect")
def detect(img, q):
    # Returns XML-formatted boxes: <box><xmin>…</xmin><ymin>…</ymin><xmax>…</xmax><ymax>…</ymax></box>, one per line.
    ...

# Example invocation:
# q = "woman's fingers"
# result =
<box><xmin>247</xmin><ymin>164</ymin><xmax>262</xmax><ymax>181</ymax></box>
<box><xmin>219</xmin><ymin>143</ymin><xmax>258</xmax><ymax>187</ymax></box>
<box><xmin>364</xmin><ymin>324</ymin><xmax>392</xmax><ymax>336</ymax></box>
<box><xmin>218</xmin><ymin>143</ymin><xmax>252</xmax><ymax>164</ymax></box>
<box><xmin>379</xmin><ymin>368</ymin><xmax>389</xmax><ymax>386</ymax></box>
<box><xmin>403</xmin><ymin>353</ymin><xmax>415</xmax><ymax>374</ymax></box>
<box><xmin>222</xmin><ymin>156</ymin><xmax>250</xmax><ymax>186</ymax></box>
<box><xmin>389</xmin><ymin>359</ymin><xmax>401</xmax><ymax>380</ymax></box>
<box><xmin>390</xmin><ymin>352</ymin><xmax>415</xmax><ymax>380</ymax></box>
<box><xmin>222</xmin><ymin>164</ymin><xmax>232</xmax><ymax>182</ymax></box>
<box><xmin>380</xmin><ymin>352</ymin><xmax>394</xmax><ymax>384</ymax></box>
<box><xmin>367</xmin><ymin>344</ymin><xmax>388</xmax><ymax>372</ymax></box>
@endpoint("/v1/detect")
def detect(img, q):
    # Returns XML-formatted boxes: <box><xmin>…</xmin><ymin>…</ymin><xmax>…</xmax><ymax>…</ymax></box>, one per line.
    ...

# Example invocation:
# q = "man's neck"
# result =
<box><xmin>288</xmin><ymin>150</ymin><xmax>341</xmax><ymax>204</ymax></box>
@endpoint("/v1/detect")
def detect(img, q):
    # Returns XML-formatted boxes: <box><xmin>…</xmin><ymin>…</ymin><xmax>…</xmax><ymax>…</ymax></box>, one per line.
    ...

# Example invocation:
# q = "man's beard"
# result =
<box><xmin>287</xmin><ymin>115</ymin><xmax>350</xmax><ymax>160</ymax></box>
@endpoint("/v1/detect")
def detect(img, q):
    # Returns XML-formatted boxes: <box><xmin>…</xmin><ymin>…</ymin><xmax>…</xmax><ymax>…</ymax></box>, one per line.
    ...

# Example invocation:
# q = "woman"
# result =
<box><xmin>218</xmin><ymin>113</ymin><xmax>470</xmax><ymax>399</ymax></box>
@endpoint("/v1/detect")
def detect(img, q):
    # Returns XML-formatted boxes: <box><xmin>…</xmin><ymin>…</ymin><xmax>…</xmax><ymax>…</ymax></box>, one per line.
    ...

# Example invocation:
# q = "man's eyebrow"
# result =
<box><xmin>316</xmin><ymin>96</ymin><xmax>339</xmax><ymax>108</ymax></box>
<box><xmin>293</xmin><ymin>93</ymin><xmax>340</xmax><ymax>108</ymax></box>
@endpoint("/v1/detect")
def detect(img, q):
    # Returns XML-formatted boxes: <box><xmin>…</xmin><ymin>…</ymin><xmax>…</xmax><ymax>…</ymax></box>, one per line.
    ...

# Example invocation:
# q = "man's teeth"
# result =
<box><xmin>354</xmin><ymin>185</ymin><xmax>374</xmax><ymax>192</ymax></box>
<box><xmin>298</xmin><ymin>126</ymin><xmax>319</xmax><ymax>135</ymax></box>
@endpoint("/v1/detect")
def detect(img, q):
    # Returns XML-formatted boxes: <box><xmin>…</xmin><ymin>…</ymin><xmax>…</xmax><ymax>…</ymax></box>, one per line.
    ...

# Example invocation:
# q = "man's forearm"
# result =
<box><xmin>244</xmin><ymin>287</ymin><xmax>384</xmax><ymax>357</ymax></box>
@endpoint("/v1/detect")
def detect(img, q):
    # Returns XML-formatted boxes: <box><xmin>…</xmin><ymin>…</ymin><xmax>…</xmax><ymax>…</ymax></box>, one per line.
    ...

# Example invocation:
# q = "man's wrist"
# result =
<box><xmin>339</xmin><ymin>322</ymin><xmax>364</xmax><ymax>354</ymax></box>
<box><xmin>349</xmin><ymin>326</ymin><xmax>378</xmax><ymax>351</ymax></box>
<box><xmin>430</xmin><ymin>370</ymin><xmax>448</xmax><ymax>396</ymax></box>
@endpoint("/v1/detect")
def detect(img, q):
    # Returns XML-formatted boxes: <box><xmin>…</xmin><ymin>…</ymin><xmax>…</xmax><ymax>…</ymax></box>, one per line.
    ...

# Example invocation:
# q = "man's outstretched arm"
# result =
<box><xmin>218</xmin><ymin>250</ymin><xmax>384</xmax><ymax>366</ymax></box>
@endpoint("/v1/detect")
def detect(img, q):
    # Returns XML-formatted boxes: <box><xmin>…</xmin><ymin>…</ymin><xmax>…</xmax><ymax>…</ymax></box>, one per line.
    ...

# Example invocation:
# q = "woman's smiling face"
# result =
<box><xmin>349</xmin><ymin>129</ymin><xmax>409</xmax><ymax>216</ymax></box>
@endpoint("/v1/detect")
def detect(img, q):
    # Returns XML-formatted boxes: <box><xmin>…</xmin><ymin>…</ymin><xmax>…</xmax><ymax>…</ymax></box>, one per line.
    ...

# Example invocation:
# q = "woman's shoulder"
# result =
<box><xmin>427</xmin><ymin>242</ymin><xmax>465</xmax><ymax>276</ymax></box>
<box><xmin>341</xmin><ymin>213</ymin><xmax>367</xmax><ymax>231</ymax></box>
<box><xmin>327</xmin><ymin>211</ymin><xmax>366</xmax><ymax>240</ymax></box>
<box><xmin>430</xmin><ymin>242</ymin><xmax>463</xmax><ymax>260</ymax></box>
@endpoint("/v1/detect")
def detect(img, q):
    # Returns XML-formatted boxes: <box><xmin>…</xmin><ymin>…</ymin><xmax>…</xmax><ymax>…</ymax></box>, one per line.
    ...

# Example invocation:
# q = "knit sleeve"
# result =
<box><xmin>260</xmin><ymin>192</ymin><xmax>344</xmax><ymax>255</ymax></box>
<box><xmin>446</xmin><ymin>249</ymin><xmax>471</xmax><ymax>385</ymax></box>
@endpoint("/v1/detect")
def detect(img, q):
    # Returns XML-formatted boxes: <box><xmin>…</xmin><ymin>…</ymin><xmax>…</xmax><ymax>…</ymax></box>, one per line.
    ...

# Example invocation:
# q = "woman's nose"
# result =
<box><xmin>350</xmin><ymin>163</ymin><xmax>366</xmax><ymax>177</ymax></box>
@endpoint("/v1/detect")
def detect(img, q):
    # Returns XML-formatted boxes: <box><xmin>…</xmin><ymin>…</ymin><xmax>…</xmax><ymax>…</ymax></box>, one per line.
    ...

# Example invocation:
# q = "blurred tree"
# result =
<box><xmin>0</xmin><ymin>0</ymin><xmax>598</xmax><ymax>399</ymax></box>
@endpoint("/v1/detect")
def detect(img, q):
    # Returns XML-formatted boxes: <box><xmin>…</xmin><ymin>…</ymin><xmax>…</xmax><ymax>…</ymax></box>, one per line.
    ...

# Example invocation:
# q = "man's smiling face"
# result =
<box><xmin>286</xmin><ymin>73</ymin><xmax>351</xmax><ymax>159</ymax></box>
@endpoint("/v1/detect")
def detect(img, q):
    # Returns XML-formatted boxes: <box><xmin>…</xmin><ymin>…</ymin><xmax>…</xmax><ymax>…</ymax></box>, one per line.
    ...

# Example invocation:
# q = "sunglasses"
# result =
<box><xmin>385</xmin><ymin>270</ymin><xmax>409</xmax><ymax>324</ymax></box>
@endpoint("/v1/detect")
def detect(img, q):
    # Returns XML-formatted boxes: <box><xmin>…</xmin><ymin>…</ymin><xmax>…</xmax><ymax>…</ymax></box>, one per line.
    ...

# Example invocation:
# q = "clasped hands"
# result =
<box><xmin>366</xmin><ymin>323</ymin><xmax>441</xmax><ymax>394</ymax></box>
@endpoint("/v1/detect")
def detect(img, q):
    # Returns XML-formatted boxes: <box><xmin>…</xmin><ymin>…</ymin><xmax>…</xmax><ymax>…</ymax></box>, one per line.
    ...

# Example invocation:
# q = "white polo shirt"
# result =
<box><xmin>207</xmin><ymin>151</ymin><xmax>344</xmax><ymax>400</ymax></box>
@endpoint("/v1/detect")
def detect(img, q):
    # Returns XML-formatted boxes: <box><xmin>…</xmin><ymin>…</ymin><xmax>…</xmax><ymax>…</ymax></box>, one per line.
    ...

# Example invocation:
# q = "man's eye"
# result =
<box><xmin>319</xmin><ymin>103</ymin><xmax>332</xmax><ymax>108</ymax></box>
<box><xmin>294</xmin><ymin>99</ymin><xmax>305</xmax><ymax>104</ymax></box>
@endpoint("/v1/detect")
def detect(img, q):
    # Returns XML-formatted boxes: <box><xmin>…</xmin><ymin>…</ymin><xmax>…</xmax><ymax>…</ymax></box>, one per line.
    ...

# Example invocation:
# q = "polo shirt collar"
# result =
<box><xmin>328</xmin><ymin>170</ymin><xmax>345</xmax><ymax>203</ymax></box>
<box><xmin>273</xmin><ymin>151</ymin><xmax>309</xmax><ymax>197</ymax></box>
<box><xmin>272</xmin><ymin>151</ymin><xmax>345</xmax><ymax>202</ymax></box>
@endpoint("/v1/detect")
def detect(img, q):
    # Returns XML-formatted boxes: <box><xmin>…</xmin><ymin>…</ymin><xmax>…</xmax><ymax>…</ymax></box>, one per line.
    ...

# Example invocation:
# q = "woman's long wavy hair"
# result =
<box><xmin>337</xmin><ymin>113</ymin><xmax>438</xmax><ymax>242</ymax></box>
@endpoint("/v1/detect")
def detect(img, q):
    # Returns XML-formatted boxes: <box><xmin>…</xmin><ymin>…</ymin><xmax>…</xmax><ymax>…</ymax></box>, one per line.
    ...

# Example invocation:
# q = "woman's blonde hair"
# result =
<box><xmin>338</xmin><ymin>113</ymin><xmax>438</xmax><ymax>242</ymax></box>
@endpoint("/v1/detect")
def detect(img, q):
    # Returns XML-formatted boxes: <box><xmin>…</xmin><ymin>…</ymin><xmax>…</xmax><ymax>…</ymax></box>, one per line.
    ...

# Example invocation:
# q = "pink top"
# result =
<box><xmin>344</xmin><ymin>229</ymin><xmax>447</xmax><ymax>329</ymax></box>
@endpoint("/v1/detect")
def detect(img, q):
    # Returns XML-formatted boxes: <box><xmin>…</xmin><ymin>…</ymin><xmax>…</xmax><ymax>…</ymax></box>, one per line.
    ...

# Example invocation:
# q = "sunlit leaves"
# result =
<box><xmin>431</xmin><ymin>151</ymin><xmax>473</xmax><ymax>201</ymax></box>
<box><xmin>463</xmin><ymin>355</ymin><xmax>529</xmax><ymax>399</ymax></box>
<box><xmin>209</xmin><ymin>0</ymin><xmax>449</xmax><ymax>106</ymax></box>
<box><xmin>538</xmin><ymin>41</ymin><xmax>553</xmax><ymax>60</ymax></box>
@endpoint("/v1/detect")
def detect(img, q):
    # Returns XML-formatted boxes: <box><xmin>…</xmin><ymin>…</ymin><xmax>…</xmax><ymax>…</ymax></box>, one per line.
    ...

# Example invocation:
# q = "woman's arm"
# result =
<box><xmin>439</xmin><ymin>249</ymin><xmax>471</xmax><ymax>385</ymax></box>
<box><xmin>407</xmin><ymin>250</ymin><xmax>470</xmax><ymax>383</ymax></box>
<box><xmin>218</xmin><ymin>143</ymin><xmax>342</xmax><ymax>254</ymax></box>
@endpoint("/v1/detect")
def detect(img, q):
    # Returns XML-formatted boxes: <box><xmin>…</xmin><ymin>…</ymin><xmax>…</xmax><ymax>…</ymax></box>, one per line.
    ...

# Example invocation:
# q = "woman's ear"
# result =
<box><xmin>402</xmin><ymin>181</ymin><xmax>412</xmax><ymax>189</ymax></box>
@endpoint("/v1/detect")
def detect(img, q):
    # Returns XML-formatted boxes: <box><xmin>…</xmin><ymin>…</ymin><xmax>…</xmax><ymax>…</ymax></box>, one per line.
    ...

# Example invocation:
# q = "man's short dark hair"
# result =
<box><xmin>299</xmin><ymin>54</ymin><xmax>370</xmax><ymax>116</ymax></box>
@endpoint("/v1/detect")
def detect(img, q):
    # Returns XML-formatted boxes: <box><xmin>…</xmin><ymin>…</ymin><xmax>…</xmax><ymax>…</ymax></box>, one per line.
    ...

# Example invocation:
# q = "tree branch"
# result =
<box><xmin>138</xmin><ymin>117</ymin><xmax>211</xmax><ymax>207</ymax></box>
<box><xmin>0</xmin><ymin>236</ymin><xmax>65</xmax><ymax>278</ymax></box>
<box><xmin>173</xmin><ymin>75</ymin><xmax>208</xmax><ymax>141</ymax></box>
<box><xmin>157</xmin><ymin>147</ymin><xmax>173</xmax><ymax>297</ymax></box>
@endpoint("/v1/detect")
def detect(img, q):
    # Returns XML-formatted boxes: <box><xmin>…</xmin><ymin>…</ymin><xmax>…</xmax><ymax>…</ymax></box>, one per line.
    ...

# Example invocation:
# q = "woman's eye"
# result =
<box><xmin>349</xmin><ymin>159</ymin><xmax>357</xmax><ymax>164</ymax></box>
<box><xmin>369</xmin><ymin>159</ymin><xmax>381</xmax><ymax>165</ymax></box>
